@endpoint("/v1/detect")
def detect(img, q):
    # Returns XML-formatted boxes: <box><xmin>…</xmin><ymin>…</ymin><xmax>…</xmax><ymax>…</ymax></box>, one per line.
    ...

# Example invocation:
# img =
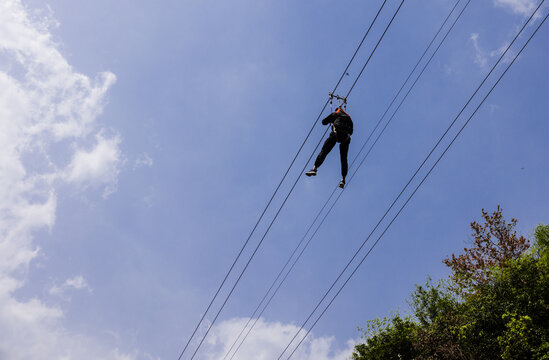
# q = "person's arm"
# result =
<box><xmin>321</xmin><ymin>112</ymin><xmax>336</xmax><ymax>126</ymax></box>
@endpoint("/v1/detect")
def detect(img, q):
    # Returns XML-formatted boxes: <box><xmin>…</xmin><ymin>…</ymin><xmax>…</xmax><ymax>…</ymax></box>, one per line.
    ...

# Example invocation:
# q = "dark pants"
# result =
<box><xmin>314</xmin><ymin>131</ymin><xmax>350</xmax><ymax>178</ymax></box>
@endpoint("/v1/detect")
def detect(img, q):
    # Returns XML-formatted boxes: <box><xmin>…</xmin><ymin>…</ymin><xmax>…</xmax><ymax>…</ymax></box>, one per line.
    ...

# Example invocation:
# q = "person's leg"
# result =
<box><xmin>314</xmin><ymin>132</ymin><xmax>337</xmax><ymax>169</ymax></box>
<box><xmin>339</xmin><ymin>136</ymin><xmax>350</xmax><ymax>179</ymax></box>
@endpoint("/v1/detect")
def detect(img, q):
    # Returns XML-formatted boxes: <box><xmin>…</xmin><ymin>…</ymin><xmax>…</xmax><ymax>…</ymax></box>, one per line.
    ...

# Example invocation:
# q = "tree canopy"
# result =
<box><xmin>353</xmin><ymin>208</ymin><xmax>549</xmax><ymax>360</ymax></box>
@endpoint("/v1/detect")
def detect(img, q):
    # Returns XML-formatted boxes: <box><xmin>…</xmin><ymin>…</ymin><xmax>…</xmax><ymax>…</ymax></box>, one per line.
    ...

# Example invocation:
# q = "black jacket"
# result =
<box><xmin>322</xmin><ymin>108</ymin><xmax>353</xmax><ymax>135</ymax></box>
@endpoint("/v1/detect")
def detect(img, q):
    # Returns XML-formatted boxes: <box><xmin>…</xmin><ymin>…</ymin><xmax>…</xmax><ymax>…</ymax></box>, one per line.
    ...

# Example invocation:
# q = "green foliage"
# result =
<box><xmin>409</xmin><ymin>279</ymin><xmax>456</xmax><ymax>327</ymax></box>
<box><xmin>534</xmin><ymin>224</ymin><xmax>549</xmax><ymax>254</ymax></box>
<box><xmin>498</xmin><ymin>312</ymin><xmax>534</xmax><ymax>360</ymax></box>
<box><xmin>533</xmin><ymin>342</ymin><xmax>549</xmax><ymax>360</ymax></box>
<box><xmin>409</xmin><ymin>281</ymin><xmax>466</xmax><ymax>360</ymax></box>
<box><xmin>352</xmin><ymin>208</ymin><xmax>549</xmax><ymax>360</ymax></box>
<box><xmin>353</xmin><ymin>315</ymin><xmax>418</xmax><ymax>360</ymax></box>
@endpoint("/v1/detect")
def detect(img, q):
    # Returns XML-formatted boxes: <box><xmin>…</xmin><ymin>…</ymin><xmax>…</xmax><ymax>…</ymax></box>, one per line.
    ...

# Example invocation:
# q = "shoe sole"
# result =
<box><xmin>305</xmin><ymin>172</ymin><xmax>316</xmax><ymax>177</ymax></box>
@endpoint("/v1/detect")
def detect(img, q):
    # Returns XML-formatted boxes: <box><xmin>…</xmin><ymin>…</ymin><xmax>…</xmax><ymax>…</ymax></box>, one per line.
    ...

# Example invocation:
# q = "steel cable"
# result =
<box><xmin>282</xmin><ymin>2</ymin><xmax>546</xmax><ymax>358</ymax></box>
<box><xmin>222</xmin><ymin>1</ymin><xmax>466</xmax><ymax>358</ymax></box>
<box><xmin>177</xmin><ymin>1</ymin><xmax>390</xmax><ymax>358</ymax></box>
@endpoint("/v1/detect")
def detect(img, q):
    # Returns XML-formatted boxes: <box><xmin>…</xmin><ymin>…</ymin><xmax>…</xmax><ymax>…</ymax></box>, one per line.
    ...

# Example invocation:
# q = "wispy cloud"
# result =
<box><xmin>134</xmin><ymin>153</ymin><xmax>153</xmax><ymax>169</ymax></box>
<box><xmin>65</xmin><ymin>133</ymin><xmax>123</xmax><ymax>197</ymax></box>
<box><xmin>470</xmin><ymin>0</ymin><xmax>542</xmax><ymax>69</ymax></box>
<box><xmin>49</xmin><ymin>275</ymin><xmax>93</xmax><ymax>300</ymax></box>
<box><xmin>200</xmin><ymin>317</ymin><xmax>356</xmax><ymax>360</ymax></box>
<box><xmin>493</xmin><ymin>0</ymin><xmax>538</xmax><ymax>16</ymax></box>
<box><xmin>470</xmin><ymin>33</ymin><xmax>516</xmax><ymax>69</ymax></box>
<box><xmin>470</xmin><ymin>33</ymin><xmax>488</xmax><ymax>68</ymax></box>
<box><xmin>0</xmin><ymin>0</ymin><xmax>134</xmax><ymax>358</ymax></box>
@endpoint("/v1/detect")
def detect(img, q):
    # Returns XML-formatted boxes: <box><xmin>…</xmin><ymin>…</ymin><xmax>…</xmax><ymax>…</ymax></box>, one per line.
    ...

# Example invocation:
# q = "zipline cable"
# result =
<box><xmin>178</xmin><ymin>1</ymin><xmax>390</xmax><ymax>358</ymax></box>
<box><xmin>345</xmin><ymin>0</ymin><xmax>406</xmax><ymax>99</ymax></box>
<box><xmin>188</xmin><ymin>125</ymin><xmax>329</xmax><ymax>360</ymax></box>
<box><xmin>286</xmin><ymin>9</ymin><xmax>548</xmax><ymax>359</ymax></box>
<box><xmin>281</xmin><ymin>3</ymin><xmax>546</xmax><ymax>358</ymax></box>
<box><xmin>188</xmin><ymin>2</ymin><xmax>397</xmax><ymax>357</ymax></box>
<box><xmin>222</xmin><ymin>1</ymin><xmax>465</xmax><ymax>358</ymax></box>
<box><xmin>221</xmin><ymin>179</ymin><xmax>336</xmax><ymax>360</ymax></box>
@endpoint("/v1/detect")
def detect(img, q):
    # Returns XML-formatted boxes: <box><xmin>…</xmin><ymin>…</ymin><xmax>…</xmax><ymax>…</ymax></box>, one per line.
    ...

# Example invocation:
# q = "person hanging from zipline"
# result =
<box><xmin>305</xmin><ymin>104</ymin><xmax>353</xmax><ymax>189</ymax></box>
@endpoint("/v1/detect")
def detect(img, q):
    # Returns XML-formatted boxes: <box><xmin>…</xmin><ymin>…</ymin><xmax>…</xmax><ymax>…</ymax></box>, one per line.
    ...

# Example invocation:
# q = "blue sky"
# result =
<box><xmin>1</xmin><ymin>0</ymin><xmax>548</xmax><ymax>359</ymax></box>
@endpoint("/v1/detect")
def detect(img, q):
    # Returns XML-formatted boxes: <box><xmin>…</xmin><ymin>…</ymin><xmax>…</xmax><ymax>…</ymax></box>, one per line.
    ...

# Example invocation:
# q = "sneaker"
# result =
<box><xmin>338</xmin><ymin>179</ymin><xmax>345</xmax><ymax>189</ymax></box>
<box><xmin>305</xmin><ymin>169</ymin><xmax>317</xmax><ymax>177</ymax></box>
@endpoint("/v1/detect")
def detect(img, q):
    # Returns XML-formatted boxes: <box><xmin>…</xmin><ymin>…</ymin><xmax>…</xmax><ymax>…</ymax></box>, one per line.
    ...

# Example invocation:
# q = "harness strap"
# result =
<box><xmin>335</xmin><ymin>107</ymin><xmax>349</xmax><ymax>116</ymax></box>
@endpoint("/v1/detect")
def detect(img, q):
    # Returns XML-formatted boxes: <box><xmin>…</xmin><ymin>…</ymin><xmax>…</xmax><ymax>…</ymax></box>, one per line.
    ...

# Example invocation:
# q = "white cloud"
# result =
<box><xmin>470</xmin><ymin>33</ymin><xmax>488</xmax><ymax>68</ymax></box>
<box><xmin>65</xmin><ymin>133</ymin><xmax>122</xmax><ymax>197</ymax></box>
<box><xmin>200</xmin><ymin>317</ymin><xmax>356</xmax><ymax>360</ymax></box>
<box><xmin>470</xmin><ymin>33</ymin><xmax>516</xmax><ymax>69</ymax></box>
<box><xmin>134</xmin><ymin>153</ymin><xmax>153</xmax><ymax>169</ymax></box>
<box><xmin>0</xmin><ymin>278</ymin><xmax>133</xmax><ymax>360</ymax></box>
<box><xmin>65</xmin><ymin>275</ymin><xmax>91</xmax><ymax>291</ymax></box>
<box><xmin>493</xmin><ymin>0</ymin><xmax>537</xmax><ymax>16</ymax></box>
<box><xmin>49</xmin><ymin>275</ymin><xmax>93</xmax><ymax>299</ymax></box>
<box><xmin>0</xmin><ymin>0</ymin><xmax>135</xmax><ymax>358</ymax></box>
